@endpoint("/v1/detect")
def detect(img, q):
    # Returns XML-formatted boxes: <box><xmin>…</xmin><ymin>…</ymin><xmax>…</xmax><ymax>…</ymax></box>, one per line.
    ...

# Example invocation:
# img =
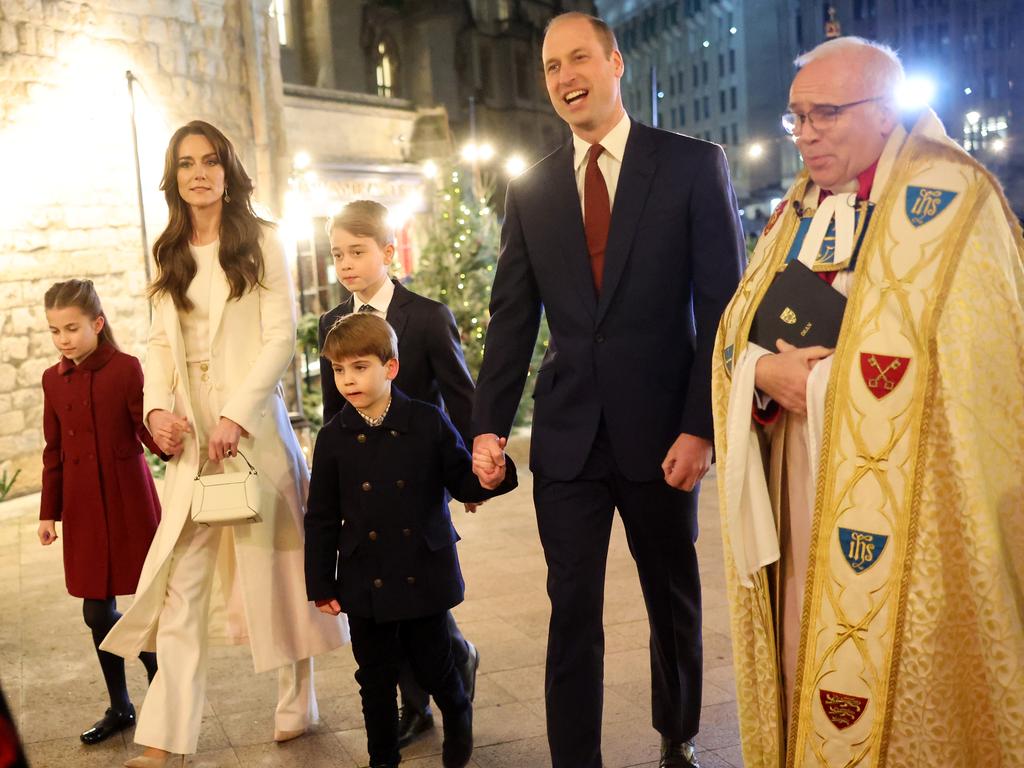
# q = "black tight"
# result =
<box><xmin>82</xmin><ymin>598</ymin><xmax>158</xmax><ymax>712</ymax></box>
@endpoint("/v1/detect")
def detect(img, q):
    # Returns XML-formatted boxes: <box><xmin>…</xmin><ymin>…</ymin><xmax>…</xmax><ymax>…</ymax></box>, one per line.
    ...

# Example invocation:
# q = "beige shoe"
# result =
<box><xmin>123</xmin><ymin>754</ymin><xmax>183</xmax><ymax>767</ymax></box>
<box><xmin>273</xmin><ymin>727</ymin><xmax>306</xmax><ymax>743</ymax></box>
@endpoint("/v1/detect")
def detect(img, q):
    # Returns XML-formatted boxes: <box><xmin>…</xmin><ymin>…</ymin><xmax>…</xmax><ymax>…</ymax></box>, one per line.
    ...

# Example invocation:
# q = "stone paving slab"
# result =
<box><xmin>1</xmin><ymin>467</ymin><xmax>744</xmax><ymax>767</ymax></box>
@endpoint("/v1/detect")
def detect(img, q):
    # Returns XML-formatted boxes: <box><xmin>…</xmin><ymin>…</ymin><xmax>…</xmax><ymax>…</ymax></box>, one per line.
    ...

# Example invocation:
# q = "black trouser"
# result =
<box><xmin>398</xmin><ymin>611</ymin><xmax>468</xmax><ymax>713</ymax></box>
<box><xmin>82</xmin><ymin>598</ymin><xmax>158</xmax><ymax>712</ymax></box>
<box><xmin>349</xmin><ymin>612</ymin><xmax>470</xmax><ymax>766</ymax></box>
<box><xmin>533</xmin><ymin>423</ymin><xmax>703</xmax><ymax>768</ymax></box>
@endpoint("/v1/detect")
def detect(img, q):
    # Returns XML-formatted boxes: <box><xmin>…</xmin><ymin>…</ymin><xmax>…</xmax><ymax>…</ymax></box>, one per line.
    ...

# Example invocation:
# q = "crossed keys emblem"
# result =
<box><xmin>859</xmin><ymin>352</ymin><xmax>911</xmax><ymax>400</ymax></box>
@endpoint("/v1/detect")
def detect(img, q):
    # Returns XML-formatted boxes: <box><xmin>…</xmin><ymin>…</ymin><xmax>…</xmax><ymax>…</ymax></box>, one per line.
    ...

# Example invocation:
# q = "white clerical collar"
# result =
<box><xmin>356</xmin><ymin>277</ymin><xmax>395</xmax><ymax>314</ymax></box>
<box><xmin>573</xmin><ymin>111</ymin><xmax>631</xmax><ymax>173</ymax></box>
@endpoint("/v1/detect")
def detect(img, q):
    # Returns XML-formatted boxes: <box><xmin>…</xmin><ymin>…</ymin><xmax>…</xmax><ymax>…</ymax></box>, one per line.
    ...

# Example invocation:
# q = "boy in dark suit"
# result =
<box><xmin>305</xmin><ymin>313</ymin><xmax>516</xmax><ymax>768</ymax></box>
<box><xmin>317</xmin><ymin>200</ymin><xmax>479</xmax><ymax>746</ymax></box>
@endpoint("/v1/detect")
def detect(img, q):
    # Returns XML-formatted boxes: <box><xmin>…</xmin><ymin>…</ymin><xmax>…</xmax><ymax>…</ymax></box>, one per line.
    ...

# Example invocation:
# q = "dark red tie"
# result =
<box><xmin>584</xmin><ymin>144</ymin><xmax>610</xmax><ymax>293</ymax></box>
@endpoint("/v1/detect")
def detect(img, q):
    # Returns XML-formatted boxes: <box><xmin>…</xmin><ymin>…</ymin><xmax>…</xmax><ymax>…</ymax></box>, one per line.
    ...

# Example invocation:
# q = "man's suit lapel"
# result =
<box><xmin>385</xmin><ymin>280</ymin><xmax>411</xmax><ymax>343</ymax></box>
<box><xmin>549</xmin><ymin>142</ymin><xmax>598</xmax><ymax>320</ymax></box>
<box><xmin>597</xmin><ymin>121</ymin><xmax>657</xmax><ymax>323</ymax></box>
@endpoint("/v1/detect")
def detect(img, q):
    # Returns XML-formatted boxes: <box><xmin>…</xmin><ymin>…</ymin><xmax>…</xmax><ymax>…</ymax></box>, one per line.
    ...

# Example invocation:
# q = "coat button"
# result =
<box><xmin>389</xmin><ymin>430</ymin><xmax>399</xmax><ymax>437</ymax></box>
<box><xmin>594</xmin><ymin>332</ymin><xmax>605</xmax><ymax>343</ymax></box>
<box><xmin>68</xmin><ymin>429</ymin><xmax>75</xmax><ymax>436</ymax></box>
<box><xmin>200</xmin><ymin>362</ymin><xmax>209</xmax><ymax>372</ymax></box>
<box><xmin>406</xmin><ymin>576</ymin><xmax>416</xmax><ymax>585</ymax></box>
<box><xmin>395</xmin><ymin>479</ymin><xmax>405</xmax><ymax>489</ymax></box>
<box><xmin>373</xmin><ymin>578</ymin><xmax>383</xmax><ymax>588</ymax></box>
<box><xmin>357</xmin><ymin>434</ymin><xmax>367</xmax><ymax>443</ymax></box>
<box><xmin>402</xmin><ymin>528</ymin><xmax>412</xmax><ymax>537</ymax></box>
<box><xmin>361</xmin><ymin>481</ymin><xmax>372</xmax><ymax>491</ymax></box>
<box><xmin>65</xmin><ymin>404</ymin><xmax>72</xmax><ymax>411</ymax></box>
<box><xmin>83</xmin><ymin>401</ymin><xmax>89</xmax><ymax>407</ymax></box>
<box><xmin>368</xmin><ymin>531</ymin><xmax>378</xmax><ymax>541</ymax></box>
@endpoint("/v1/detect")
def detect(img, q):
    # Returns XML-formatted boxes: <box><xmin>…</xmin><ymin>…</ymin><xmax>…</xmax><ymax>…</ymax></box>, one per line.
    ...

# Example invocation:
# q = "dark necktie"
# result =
<box><xmin>584</xmin><ymin>144</ymin><xmax>610</xmax><ymax>293</ymax></box>
<box><xmin>358</xmin><ymin>304</ymin><xmax>375</xmax><ymax>313</ymax></box>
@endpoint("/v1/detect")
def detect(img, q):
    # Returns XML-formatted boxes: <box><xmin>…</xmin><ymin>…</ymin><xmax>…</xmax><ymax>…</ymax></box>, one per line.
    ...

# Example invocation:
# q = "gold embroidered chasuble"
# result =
<box><xmin>712</xmin><ymin>110</ymin><xmax>1024</xmax><ymax>766</ymax></box>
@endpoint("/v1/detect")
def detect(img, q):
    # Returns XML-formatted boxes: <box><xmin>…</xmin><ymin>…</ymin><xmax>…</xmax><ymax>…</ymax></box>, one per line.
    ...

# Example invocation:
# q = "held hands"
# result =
<box><xmin>661</xmin><ymin>433</ymin><xmax>713</xmax><ymax>492</ymax></box>
<box><xmin>317</xmin><ymin>599</ymin><xmax>342</xmax><ymax>616</ymax></box>
<box><xmin>148</xmin><ymin>409</ymin><xmax>192</xmax><ymax>457</ymax></box>
<box><xmin>753</xmin><ymin>339</ymin><xmax>834</xmax><ymax>415</ymax></box>
<box><xmin>37</xmin><ymin>520</ymin><xmax>58</xmax><ymax>546</ymax></box>
<box><xmin>472</xmin><ymin>433</ymin><xmax>508</xmax><ymax>490</ymax></box>
<box><xmin>208</xmin><ymin>417</ymin><xmax>246</xmax><ymax>462</ymax></box>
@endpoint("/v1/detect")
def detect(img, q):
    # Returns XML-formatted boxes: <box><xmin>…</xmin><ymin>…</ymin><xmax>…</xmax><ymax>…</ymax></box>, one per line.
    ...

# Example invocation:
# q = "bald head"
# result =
<box><xmin>794</xmin><ymin>37</ymin><xmax>904</xmax><ymax>105</ymax></box>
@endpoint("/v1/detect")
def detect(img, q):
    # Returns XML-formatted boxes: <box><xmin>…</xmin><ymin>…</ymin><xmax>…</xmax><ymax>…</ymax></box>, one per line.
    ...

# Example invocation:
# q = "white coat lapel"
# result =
<box><xmin>208</xmin><ymin>258</ymin><xmax>231</xmax><ymax>348</ymax></box>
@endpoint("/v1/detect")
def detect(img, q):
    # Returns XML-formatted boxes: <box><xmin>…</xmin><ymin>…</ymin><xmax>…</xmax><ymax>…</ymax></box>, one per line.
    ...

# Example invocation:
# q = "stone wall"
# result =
<box><xmin>0</xmin><ymin>0</ymin><xmax>285</xmax><ymax>497</ymax></box>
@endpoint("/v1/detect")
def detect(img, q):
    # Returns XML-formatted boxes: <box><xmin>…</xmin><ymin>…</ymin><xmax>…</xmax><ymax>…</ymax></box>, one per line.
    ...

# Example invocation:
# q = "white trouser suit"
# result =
<box><xmin>133</xmin><ymin>360</ymin><xmax>315</xmax><ymax>754</ymax></box>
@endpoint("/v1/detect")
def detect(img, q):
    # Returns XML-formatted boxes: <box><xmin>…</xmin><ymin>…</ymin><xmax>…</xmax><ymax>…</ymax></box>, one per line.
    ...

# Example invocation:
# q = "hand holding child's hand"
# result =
<box><xmin>472</xmin><ymin>434</ymin><xmax>507</xmax><ymax>490</ymax></box>
<box><xmin>149</xmin><ymin>409</ymin><xmax>192</xmax><ymax>457</ymax></box>
<box><xmin>38</xmin><ymin>520</ymin><xmax>58</xmax><ymax>546</ymax></box>
<box><xmin>317</xmin><ymin>599</ymin><xmax>342</xmax><ymax>616</ymax></box>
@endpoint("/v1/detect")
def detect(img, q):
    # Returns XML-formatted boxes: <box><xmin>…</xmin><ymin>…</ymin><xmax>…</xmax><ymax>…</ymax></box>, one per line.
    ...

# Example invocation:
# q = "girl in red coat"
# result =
<box><xmin>39</xmin><ymin>280</ymin><xmax>163</xmax><ymax>745</ymax></box>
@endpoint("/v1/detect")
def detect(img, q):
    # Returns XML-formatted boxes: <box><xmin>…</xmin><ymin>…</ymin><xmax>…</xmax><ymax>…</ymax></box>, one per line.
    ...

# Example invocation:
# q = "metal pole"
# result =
<box><xmin>126</xmin><ymin>71</ymin><xmax>152</xmax><ymax>291</ymax></box>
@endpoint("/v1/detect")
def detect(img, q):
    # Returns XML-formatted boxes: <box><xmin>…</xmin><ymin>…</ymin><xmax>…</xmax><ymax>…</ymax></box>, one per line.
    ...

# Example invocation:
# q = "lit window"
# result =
<box><xmin>376</xmin><ymin>40</ymin><xmax>393</xmax><ymax>98</ymax></box>
<box><xmin>271</xmin><ymin>0</ymin><xmax>289</xmax><ymax>46</ymax></box>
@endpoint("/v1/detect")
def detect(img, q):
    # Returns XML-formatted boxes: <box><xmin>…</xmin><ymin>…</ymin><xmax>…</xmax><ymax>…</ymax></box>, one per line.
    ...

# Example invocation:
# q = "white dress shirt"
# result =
<box><xmin>354</xmin><ymin>277</ymin><xmax>396</xmax><ymax>318</ymax></box>
<box><xmin>572</xmin><ymin>111</ymin><xmax>631</xmax><ymax>214</ymax></box>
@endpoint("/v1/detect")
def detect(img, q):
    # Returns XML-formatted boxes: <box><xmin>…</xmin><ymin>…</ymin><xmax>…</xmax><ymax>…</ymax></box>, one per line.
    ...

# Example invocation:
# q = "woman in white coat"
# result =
<box><xmin>101</xmin><ymin>120</ymin><xmax>347</xmax><ymax>767</ymax></box>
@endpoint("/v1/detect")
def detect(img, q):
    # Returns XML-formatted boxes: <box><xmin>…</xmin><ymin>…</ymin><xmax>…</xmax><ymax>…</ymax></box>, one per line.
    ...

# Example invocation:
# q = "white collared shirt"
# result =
<box><xmin>572</xmin><ymin>111</ymin><xmax>631</xmax><ymax>214</ymax></box>
<box><xmin>355</xmin><ymin>277</ymin><xmax>396</xmax><ymax>318</ymax></box>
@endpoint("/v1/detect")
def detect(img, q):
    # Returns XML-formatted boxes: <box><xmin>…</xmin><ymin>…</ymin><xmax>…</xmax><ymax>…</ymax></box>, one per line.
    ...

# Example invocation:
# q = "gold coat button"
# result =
<box><xmin>357</xmin><ymin>433</ymin><xmax>367</xmax><ymax>443</ymax></box>
<box><xmin>406</xmin><ymin>576</ymin><xmax>416</xmax><ymax>585</ymax></box>
<box><xmin>373</xmin><ymin>578</ymin><xmax>383</xmax><ymax>588</ymax></box>
<box><xmin>200</xmin><ymin>362</ymin><xmax>209</xmax><ymax>372</ymax></box>
<box><xmin>389</xmin><ymin>430</ymin><xmax>399</xmax><ymax>437</ymax></box>
<box><xmin>361</xmin><ymin>481</ymin><xmax>372</xmax><ymax>492</ymax></box>
<box><xmin>395</xmin><ymin>480</ymin><xmax>405</xmax><ymax>489</ymax></box>
<box><xmin>368</xmin><ymin>531</ymin><xmax>378</xmax><ymax>541</ymax></box>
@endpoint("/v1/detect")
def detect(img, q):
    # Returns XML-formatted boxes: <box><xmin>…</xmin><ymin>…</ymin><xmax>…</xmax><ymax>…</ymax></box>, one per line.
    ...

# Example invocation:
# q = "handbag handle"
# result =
<box><xmin>195</xmin><ymin>449</ymin><xmax>257</xmax><ymax>480</ymax></box>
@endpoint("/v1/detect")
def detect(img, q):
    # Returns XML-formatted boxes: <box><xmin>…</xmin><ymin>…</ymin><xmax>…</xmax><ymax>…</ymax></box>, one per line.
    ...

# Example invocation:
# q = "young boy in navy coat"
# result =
<box><xmin>304</xmin><ymin>313</ymin><xmax>516</xmax><ymax>768</ymax></box>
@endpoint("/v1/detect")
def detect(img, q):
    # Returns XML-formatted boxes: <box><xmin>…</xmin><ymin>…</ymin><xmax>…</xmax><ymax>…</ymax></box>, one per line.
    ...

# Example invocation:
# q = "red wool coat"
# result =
<box><xmin>40</xmin><ymin>343</ymin><xmax>162</xmax><ymax>599</ymax></box>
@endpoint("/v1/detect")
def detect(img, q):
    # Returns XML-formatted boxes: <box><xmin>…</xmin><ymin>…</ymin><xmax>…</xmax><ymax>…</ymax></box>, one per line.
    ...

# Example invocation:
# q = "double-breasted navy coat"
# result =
<box><xmin>304</xmin><ymin>388</ymin><xmax>517</xmax><ymax>622</ymax></box>
<box><xmin>40</xmin><ymin>343</ymin><xmax>163</xmax><ymax>599</ymax></box>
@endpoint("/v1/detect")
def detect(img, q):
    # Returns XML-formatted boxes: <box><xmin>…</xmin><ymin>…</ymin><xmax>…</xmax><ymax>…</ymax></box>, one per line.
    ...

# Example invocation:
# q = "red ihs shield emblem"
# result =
<box><xmin>762</xmin><ymin>199</ymin><xmax>788</xmax><ymax>236</ymax></box>
<box><xmin>860</xmin><ymin>352</ymin><xmax>911</xmax><ymax>399</ymax></box>
<box><xmin>819</xmin><ymin>689</ymin><xmax>868</xmax><ymax>730</ymax></box>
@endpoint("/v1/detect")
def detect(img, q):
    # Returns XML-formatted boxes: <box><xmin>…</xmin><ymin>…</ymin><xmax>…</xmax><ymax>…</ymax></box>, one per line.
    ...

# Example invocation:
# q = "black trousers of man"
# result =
<box><xmin>348</xmin><ymin>612</ymin><xmax>470</xmax><ymax>767</ymax></box>
<box><xmin>533</xmin><ymin>423</ymin><xmax>703</xmax><ymax>768</ymax></box>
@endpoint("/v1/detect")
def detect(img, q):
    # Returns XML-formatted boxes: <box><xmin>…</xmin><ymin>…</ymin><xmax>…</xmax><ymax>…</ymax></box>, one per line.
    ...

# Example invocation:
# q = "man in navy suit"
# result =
<box><xmin>471</xmin><ymin>13</ymin><xmax>744</xmax><ymax>768</ymax></box>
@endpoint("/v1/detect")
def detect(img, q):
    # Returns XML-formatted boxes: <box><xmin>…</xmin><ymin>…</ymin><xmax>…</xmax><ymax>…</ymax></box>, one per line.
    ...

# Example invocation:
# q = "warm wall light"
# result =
<box><xmin>505</xmin><ymin>155</ymin><xmax>527</xmax><ymax>177</ymax></box>
<box><xmin>293</xmin><ymin>150</ymin><xmax>311</xmax><ymax>170</ymax></box>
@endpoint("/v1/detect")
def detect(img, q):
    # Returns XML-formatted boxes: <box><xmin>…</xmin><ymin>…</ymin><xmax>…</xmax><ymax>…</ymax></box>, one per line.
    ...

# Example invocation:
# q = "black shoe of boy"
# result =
<box><xmin>80</xmin><ymin>704</ymin><xmax>136</xmax><ymax>744</ymax></box>
<box><xmin>397</xmin><ymin>705</ymin><xmax>435</xmax><ymax>748</ymax></box>
<box><xmin>441</xmin><ymin>705</ymin><xmax>473</xmax><ymax>768</ymax></box>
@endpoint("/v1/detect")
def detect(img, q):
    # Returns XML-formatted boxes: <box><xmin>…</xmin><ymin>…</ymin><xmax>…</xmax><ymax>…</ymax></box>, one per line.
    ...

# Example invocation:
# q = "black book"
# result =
<box><xmin>749</xmin><ymin>259</ymin><xmax>847</xmax><ymax>350</ymax></box>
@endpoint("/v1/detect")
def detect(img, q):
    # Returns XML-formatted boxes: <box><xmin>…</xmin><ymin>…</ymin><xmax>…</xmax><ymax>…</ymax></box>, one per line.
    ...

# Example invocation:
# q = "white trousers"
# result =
<box><xmin>134</xmin><ymin>361</ymin><xmax>316</xmax><ymax>754</ymax></box>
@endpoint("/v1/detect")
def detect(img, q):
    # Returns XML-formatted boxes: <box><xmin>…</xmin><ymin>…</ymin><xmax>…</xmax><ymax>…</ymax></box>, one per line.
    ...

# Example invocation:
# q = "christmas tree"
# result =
<box><xmin>410</xmin><ymin>161</ymin><xmax>548</xmax><ymax>423</ymax></box>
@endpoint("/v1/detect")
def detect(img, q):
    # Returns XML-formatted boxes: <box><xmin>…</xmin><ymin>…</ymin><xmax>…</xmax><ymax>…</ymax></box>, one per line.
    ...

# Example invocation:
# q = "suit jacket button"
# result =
<box><xmin>357</xmin><ymin>433</ymin><xmax>367</xmax><ymax>443</ymax></box>
<box><xmin>373</xmin><ymin>578</ymin><xmax>383</xmax><ymax>588</ymax></box>
<box><xmin>402</xmin><ymin>528</ymin><xmax>412</xmax><ymax>537</ymax></box>
<box><xmin>361</xmin><ymin>481</ymin><xmax>372</xmax><ymax>491</ymax></box>
<box><xmin>368</xmin><ymin>530</ymin><xmax>378</xmax><ymax>541</ymax></box>
<box><xmin>406</xmin><ymin>576</ymin><xmax>416</xmax><ymax>585</ymax></box>
<box><xmin>594</xmin><ymin>332</ymin><xmax>605</xmax><ymax>343</ymax></box>
<box><xmin>395</xmin><ymin>479</ymin><xmax>405</xmax><ymax>489</ymax></box>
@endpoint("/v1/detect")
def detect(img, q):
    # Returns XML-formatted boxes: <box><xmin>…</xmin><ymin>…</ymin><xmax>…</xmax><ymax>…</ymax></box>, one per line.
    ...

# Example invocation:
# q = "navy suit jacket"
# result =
<box><xmin>318</xmin><ymin>280</ymin><xmax>475</xmax><ymax>443</ymax></box>
<box><xmin>304</xmin><ymin>388</ymin><xmax>517</xmax><ymax>622</ymax></box>
<box><xmin>473</xmin><ymin>120</ymin><xmax>745</xmax><ymax>482</ymax></box>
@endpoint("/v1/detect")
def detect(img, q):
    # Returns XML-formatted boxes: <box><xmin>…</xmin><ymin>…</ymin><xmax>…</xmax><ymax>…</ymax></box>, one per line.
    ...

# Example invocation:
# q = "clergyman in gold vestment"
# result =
<box><xmin>713</xmin><ymin>37</ymin><xmax>1024</xmax><ymax>767</ymax></box>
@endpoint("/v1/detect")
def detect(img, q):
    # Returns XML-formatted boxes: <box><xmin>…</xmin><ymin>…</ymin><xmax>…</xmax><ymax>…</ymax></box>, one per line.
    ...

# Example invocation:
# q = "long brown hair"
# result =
<box><xmin>44</xmin><ymin>279</ymin><xmax>120</xmax><ymax>351</ymax></box>
<box><xmin>149</xmin><ymin>120</ymin><xmax>272</xmax><ymax>310</ymax></box>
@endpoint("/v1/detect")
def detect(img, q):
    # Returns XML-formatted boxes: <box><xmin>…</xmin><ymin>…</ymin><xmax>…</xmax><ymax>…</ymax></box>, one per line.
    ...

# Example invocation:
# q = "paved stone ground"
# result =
<box><xmin>0</xmin><ymin>459</ymin><xmax>744</xmax><ymax>768</ymax></box>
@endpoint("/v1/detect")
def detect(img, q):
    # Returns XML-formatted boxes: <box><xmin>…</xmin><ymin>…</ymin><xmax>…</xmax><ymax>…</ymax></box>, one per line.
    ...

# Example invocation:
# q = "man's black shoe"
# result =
<box><xmin>441</xmin><ymin>705</ymin><xmax>473</xmax><ymax>768</ymax></box>
<box><xmin>659</xmin><ymin>737</ymin><xmax>700</xmax><ymax>767</ymax></box>
<box><xmin>397</xmin><ymin>705</ymin><xmax>435</xmax><ymax>748</ymax></box>
<box><xmin>459</xmin><ymin>641</ymin><xmax>480</xmax><ymax>702</ymax></box>
<box><xmin>80</xmin><ymin>704</ymin><xmax>136</xmax><ymax>745</ymax></box>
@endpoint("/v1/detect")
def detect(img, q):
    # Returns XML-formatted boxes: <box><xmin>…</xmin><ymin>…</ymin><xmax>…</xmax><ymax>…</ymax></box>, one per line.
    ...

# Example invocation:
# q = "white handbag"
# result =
<box><xmin>191</xmin><ymin>450</ymin><xmax>263</xmax><ymax>526</ymax></box>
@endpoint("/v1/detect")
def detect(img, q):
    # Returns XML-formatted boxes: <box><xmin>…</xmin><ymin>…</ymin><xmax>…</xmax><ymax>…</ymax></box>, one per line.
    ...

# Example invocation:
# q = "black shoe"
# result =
<box><xmin>660</xmin><ymin>737</ymin><xmax>699</xmax><ymax>767</ymax></box>
<box><xmin>459</xmin><ymin>640</ymin><xmax>480</xmax><ymax>702</ymax></box>
<box><xmin>79</xmin><ymin>704</ymin><xmax>136</xmax><ymax>745</ymax></box>
<box><xmin>441</xmin><ymin>705</ymin><xmax>473</xmax><ymax>768</ymax></box>
<box><xmin>397</xmin><ymin>705</ymin><xmax>435</xmax><ymax>748</ymax></box>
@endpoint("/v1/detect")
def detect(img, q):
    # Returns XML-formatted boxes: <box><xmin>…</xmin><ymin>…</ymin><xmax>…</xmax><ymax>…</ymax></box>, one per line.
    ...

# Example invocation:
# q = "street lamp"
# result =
<box><xmin>747</xmin><ymin>142</ymin><xmax>764</xmax><ymax>160</ymax></box>
<box><xmin>505</xmin><ymin>155</ymin><xmax>527</xmax><ymax>177</ymax></box>
<box><xmin>991</xmin><ymin>138</ymin><xmax>1007</xmax><ymax>153</ymax></box>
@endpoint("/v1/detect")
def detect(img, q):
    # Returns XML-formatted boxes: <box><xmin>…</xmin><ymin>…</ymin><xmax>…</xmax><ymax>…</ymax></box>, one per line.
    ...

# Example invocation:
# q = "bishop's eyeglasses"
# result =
<box><xmin>781</xmin><ymin>97</ymin><xmax>883</xmax><ymax>135</ymax></box>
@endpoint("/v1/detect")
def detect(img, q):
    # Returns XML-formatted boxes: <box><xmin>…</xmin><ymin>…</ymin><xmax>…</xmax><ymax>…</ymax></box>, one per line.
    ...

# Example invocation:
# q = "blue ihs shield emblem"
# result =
<box><xmin>838</xmin><ymin>527</ymin><xmax>888</xmax><ymax>573</ymax></box>
<box><xmin>905</xmin><ymin>186</ymin><xmax>957</xmax><ymax>228</ymax></box>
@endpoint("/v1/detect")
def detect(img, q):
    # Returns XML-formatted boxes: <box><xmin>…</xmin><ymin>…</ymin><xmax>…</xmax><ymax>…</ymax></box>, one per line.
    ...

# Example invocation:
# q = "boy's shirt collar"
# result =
<box><xmin>339</xmin><ymin>386</ymin><xmax>412</xmax><ymax>433</ymax></box>
<box><xmin>354</xmin><ymin>277</ymin><xmax>396</xmax><ymax>316</ymax></box>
